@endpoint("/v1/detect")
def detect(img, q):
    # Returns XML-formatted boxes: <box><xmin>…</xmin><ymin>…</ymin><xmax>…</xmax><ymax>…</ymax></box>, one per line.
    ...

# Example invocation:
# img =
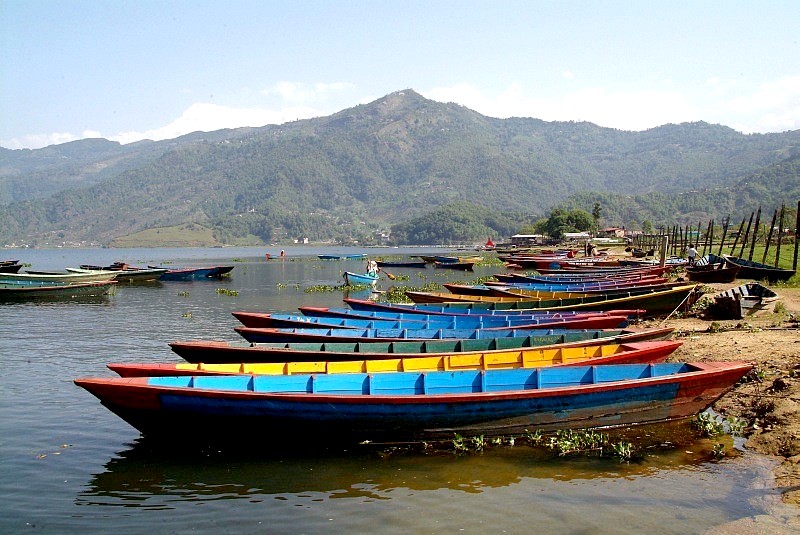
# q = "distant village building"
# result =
<box><xmin>510</xmin><ymin>234</ymin><xmax>545</xmax><ymax>246</ymax></box>
<box><xmin>598</xmin><ymin>227</ymin><xmax>626</xmax><ymax>238</ymax></box>
<box><xmin>563</xmin><ymin>232</ymin><xmax>591</xmax><ymax>243</ymax></box>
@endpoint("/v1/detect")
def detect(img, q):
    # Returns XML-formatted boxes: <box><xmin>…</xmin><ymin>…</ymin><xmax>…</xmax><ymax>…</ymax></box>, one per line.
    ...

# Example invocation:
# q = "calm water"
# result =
<box><xmin>0</xmin><ymin>247</ymin><xmax>794</xmax><ymax>533</ymax></box>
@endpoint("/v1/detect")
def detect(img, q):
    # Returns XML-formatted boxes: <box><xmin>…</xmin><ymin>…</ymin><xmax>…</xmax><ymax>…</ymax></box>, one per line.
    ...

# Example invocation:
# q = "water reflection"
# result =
<box><xmin>78</xmin><ymin>421</ymin><xmax>737</xmax><ymax>507</ymax></box>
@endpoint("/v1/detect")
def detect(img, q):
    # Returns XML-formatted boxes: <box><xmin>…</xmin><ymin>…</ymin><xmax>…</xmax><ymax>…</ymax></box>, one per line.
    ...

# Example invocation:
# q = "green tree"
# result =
<box><xmin>592</xmin><ymin>202</ymin><xmax>602</xmax><ymax>235</ymax></box>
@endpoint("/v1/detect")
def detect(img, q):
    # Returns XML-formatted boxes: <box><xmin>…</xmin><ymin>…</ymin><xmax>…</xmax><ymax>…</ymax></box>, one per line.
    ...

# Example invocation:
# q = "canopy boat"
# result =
<box><xmin>342</xmin><ymin>297</ymin><xmax>645</xmax><ymax>318</ymax></box>
<box><xmin>0</xmin><ymin>269</ymin><xmax>118</xmax><ymax>283</ymax></box>
<box><xmin>109</xmin><ymin>340</ymin><xmax>682</xmax><ymax>377</ymax></box>
<box><xmin>151</xmin><ymin>265</ymin><xmax>235</xmax><ymax>281</ymax></box>
<box><xmin>75</xmin><ymin>361</ymin><xmax>752</xmax><ymax>443</ymax></box>
<box><xmin>77</xmin><ymin>263</ymin><xmax>168</xmax><ymax>282</ymax></box>
<box><xmin>234</xmin><ymin>319</ymin><xmax>631</xmax><ymax>344</ymax></box>
<box><xmin>375</xmin><ymin>260</ymin><xmax>428</xmax><ymax>268</ymax></box>
<box><xmin>707</xmin><ymin>282</ymin><xmax>780</xmax><ymax>320</ymax></box>
<box><xmin>343</xmin><ymin>271</ymin><xmax>379</xmax><ymax>287</ymax></box>
<box><xmin>721</xmin><ymin>254</ymin><xmax>795</xmax><ymax>283</ymax></box>
<box><xmin>232</xmin><ymin>310</ymin><xmax>629</xmax><ymax>330</ymax></box>
<box><xmin>0</xmin><ymin>280</ymin><xmax>117</xmax><ymax>300</ymax></box>
<box><xmin>168</xmin><ymin>327</ymin><xmax>675</xmax><ymax>363</ymax></box>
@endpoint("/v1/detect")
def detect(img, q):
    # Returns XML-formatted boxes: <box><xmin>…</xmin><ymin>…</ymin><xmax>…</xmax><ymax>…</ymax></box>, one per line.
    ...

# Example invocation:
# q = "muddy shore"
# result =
<box><xmin>651</xmin><ymin>282</ymin><xmax>800</xmax><ymax>512</ymax></box>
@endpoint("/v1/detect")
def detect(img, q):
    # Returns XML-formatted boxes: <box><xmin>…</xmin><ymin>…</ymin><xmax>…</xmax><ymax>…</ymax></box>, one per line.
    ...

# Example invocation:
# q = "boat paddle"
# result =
<box><xmin>381</xmin><ymin>268</ymin><xmax>397</xmax><ymax>280</ymax></box>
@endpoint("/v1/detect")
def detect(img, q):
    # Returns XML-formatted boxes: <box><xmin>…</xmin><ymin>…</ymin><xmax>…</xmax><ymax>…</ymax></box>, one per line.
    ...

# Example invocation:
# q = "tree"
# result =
<box><xmin>592</xmin><ymin>202</ymin><xmax>602</xmax><ymax>235</ymax></box>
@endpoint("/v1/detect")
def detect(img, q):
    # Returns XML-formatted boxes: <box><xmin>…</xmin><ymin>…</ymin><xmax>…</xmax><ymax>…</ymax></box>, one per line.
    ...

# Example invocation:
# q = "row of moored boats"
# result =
<box><xmin>73</xmin><ymin>253</ymin><xmax>767</xmax><ymax>447</ymax></box>
<box><xmin>0</xmin><ymin>260</ymin><xmax>234</xmax><ymax>299</ymax></box>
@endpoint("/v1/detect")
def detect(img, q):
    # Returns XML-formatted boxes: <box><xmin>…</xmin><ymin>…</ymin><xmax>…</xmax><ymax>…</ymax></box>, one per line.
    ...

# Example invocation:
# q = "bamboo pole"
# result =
<box><xmin>775</xmin><ymin>204</ymin><xmax>785</xmax><ymax>268</ymax></box>
<box><xmin>748</xmin><ymin>207</ymin><xmax>762</xmax><ymax>261</ymax></box>
<box><xmin>761</xmin><ymin>208</ymin><xmax>777</xmax><ymax>264</ymax></box>
<box><xmin>717</xmin><ymin>216</ymin><xmax>729</xmax><ymax>256</ymax></box>
<box><xmin>739</xmin><ymin>211</ymin><xmax>754</xmax><ymax>258</ymax></box>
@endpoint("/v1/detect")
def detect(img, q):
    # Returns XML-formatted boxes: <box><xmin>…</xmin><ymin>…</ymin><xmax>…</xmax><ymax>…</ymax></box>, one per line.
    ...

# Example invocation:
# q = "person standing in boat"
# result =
<box><xmin>366</xmin><ymin>259</ymin><xmax>380</xmax><ymax>276</ymax></box>
<box><xmin>686</xmin><ymin>244</ymin><xmax>698</xmax><ymax>266</ymax></box>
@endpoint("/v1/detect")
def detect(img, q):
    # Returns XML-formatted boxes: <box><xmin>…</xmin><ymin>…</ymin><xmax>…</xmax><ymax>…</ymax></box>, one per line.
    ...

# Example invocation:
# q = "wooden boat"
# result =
<box><xmin>343</xmin><ymin>271</ymin><xmax>379</xmax><ymax>287</ymax></box>
<box><xmin>73</xmin><ymin>265</ymin><xmax>168</xmax><ymax>282</ymax></box>
<box><xmin>0</xmin><ymin>260</ymin><xmax>22</xmax><ymax>273</ymax></box>
<box><xmin>685</xmin><ymin>261</ymin><xmax>740</xmax><ymax>283</ymax></box>
<box><xmin>721</xmin><ymin>255</ymin><xmax>795</xmax><ymax>283</ymax></box>
<box><xmin>533</xmin><ymin>265</ymin><xmax>673</xmax><ymax>277</ymax></box>
<box><xmin>74</xmin><ymin>361</ymin><xmax>753</xmax><ymax>443</ymax></box>
<box><xmin>109</xmin><ymin>340</ymin><xmax>682</xmax><ymax>377</ymax></box>
<box><xmin>233</xmin><ymin>310</ymin><xmax>629</xmax><ymax>330</ymax></box>
<box><xmin>487</xmin><ymin>282</ymin><xmax>684</xmax><ymax>300</ymax></box>
<box><xmin>707</xmin><ymin>283</ymin><xmax>780</xmax><ymax>320</ymax></box>
<box><xmin>375</xmin><ymin>260</ymin><xmax>427</xmax><ymax>268</ymax></box>
<box><xmin>401</xmin><ymin>284</ymin><xmax>700</xmax><ymax>317</ymax></box>
<box><xmin>169</xmin><ymin>327</ymin><xmax>675</xmax><ymax>363</ymax></box>
<box><xmin>0</xmin><ymin>280</ymin><xmax>117</xmax><ymax>300</ymax></box>
<box><xmin>433</xmin><ymin>261</ymin><xmax>474</xmax><ymax>271</ymax></box>
<box><xmin>151</xmin><ymin>265</ymin><xmax>234</xmax><ymax>281</ymax></box>
<box><xmin>234</xmin><ymin>319</ymin><xmax>632</xmax><ymax>344</ymax></box>
<box><xmin>318</xmin><ymin>253</ymin><xmax>367</xmax><ymax>260</ymax></box>
<box><xmin>0</xmin><ymin>270</ymin><xmax>118</xmax><ymax>283</ymax></box>
<box><xmin>480</xmin><ymin>277</ymin><xmax>669</xmax><ymax>291</ymax></box>
<box><xmin>493</xmin><ymin>272</ymin><xmax>667</xmax><ymax>284</ymax></box>
<box><xmin>342</xmin><ymin>298</ymin><xmax>645</xmax><ymax>318</ymax></box>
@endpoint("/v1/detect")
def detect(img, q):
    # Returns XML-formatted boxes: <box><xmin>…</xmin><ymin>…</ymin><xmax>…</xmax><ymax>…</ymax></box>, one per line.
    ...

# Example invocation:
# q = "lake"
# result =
<box><xmin>0</xmin><ymin>247</ymin><xmax>794</xmax><ymax>533</ymax></box>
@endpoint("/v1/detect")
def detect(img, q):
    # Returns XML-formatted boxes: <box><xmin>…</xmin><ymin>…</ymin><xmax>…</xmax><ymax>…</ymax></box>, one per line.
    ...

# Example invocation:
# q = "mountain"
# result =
<box><xmin>1</xmin><ymin>89</ymin><xmax>799</xmax><ymax>246</ymax></box>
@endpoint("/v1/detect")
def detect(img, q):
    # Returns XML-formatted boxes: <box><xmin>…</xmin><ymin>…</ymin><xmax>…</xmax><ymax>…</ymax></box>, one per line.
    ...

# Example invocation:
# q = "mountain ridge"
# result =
<box><xmin>1</xmin><ymin>89</ymin><xmax>798</xmax><ymax>246</ymax></box>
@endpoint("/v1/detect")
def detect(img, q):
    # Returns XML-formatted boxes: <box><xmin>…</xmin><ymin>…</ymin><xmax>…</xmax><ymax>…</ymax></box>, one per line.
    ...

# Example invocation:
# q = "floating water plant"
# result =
<box><xmin>215</xmin><ymin>288</ymin><xmax>238</xmax><ymax>296</ymax></box>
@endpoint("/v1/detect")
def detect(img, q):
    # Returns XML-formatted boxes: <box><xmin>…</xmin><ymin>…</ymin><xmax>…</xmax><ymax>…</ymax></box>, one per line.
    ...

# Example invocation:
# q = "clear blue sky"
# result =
<box><xmin>2</xmin><ymin>0</ymin><xmax>798</xmax><ymax>149</ymax></box>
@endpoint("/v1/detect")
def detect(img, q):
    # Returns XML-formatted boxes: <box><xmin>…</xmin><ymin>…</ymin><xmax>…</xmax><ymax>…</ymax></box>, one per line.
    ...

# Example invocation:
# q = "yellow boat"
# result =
<box><xmin>108</xmin><ymin>340</ymin><xmax>681</xmax><ymax>377</ymax></box>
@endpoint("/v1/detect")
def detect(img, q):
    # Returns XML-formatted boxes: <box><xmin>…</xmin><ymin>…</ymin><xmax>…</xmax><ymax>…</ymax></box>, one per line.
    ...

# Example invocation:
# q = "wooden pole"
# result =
<box><xmin>717</xmin><ymin>216</ymin><xmax>729</xmax><ymax>256</ymax></box>
<box><xmin>729</xmin><ymin>217</ymin><xmax>746</xmax><ymax>255</ymax></box>
<box><xmin>701</xmin><ymin>220</ymin><xmax>712</xmax><ymax>256</ymax></box>
<box><xmin>739</xmin><ymin>211</ymin><xmax>754</xmax><ymax>258</ymax></box>
<box><xmin>775</xmin><ymin>204</ymin><xmax>785</xmax><ymax>268</ymax></box>
<box><xmin>748</xmin><ymin>207</ymin><xmax>762</xmax><ymax>261</ymax></box>
<box><xmin>761</xmin><ymin>208</ymin><xmax>777</xmax><ymax>264</ymax></box>
<box><xmin>794</xmin><ymin>200</ymin><xmax>800</xmax><ymax>271</ymax></box>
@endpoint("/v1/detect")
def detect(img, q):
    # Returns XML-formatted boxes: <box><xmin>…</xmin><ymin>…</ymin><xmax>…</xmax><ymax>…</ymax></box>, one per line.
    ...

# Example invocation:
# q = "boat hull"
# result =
<box><xmin>75</xmin><ymin>361</ymin><xmax>752</xmax><ymax>443</ymax></box>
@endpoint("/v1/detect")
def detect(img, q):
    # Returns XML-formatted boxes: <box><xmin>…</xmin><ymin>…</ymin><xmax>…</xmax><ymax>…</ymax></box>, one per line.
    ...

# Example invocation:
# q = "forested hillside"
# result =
<box><xmin>1</xmin><ymin>90</ymin><xmax>798</xmax><ymax>246</ymax></box>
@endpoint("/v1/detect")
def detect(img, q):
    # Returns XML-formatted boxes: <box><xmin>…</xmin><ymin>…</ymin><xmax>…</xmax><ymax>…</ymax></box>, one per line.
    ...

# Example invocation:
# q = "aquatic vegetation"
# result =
<box><xmin>177</xmin><ymin>291</ymin><xmax>189</xmax><ymax>297</ymax></box>
<box><xmin>693</xmin><ymin>412</ymin><xmax>725</xmax><ymax>437</ymax></box>
<box><xmin>215</xmin><ymin>288</ymin><xmax>238</xmax><ymax>296</ymax></box>
<box><xmin>182</xmin><ymin>312</ymin><xmax>192</xmax><ymax>318</ymax></box>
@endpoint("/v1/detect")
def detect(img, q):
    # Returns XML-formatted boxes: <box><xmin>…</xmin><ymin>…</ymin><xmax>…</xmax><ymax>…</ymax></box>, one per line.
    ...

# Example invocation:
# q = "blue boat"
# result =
<box><xmin>343</xmin><ymin>298</ymin><xmax>644</xmax><ymax>318</ymax></box>
<box><xmin>299</xmin><ymin>305</ymin><xmax>629</xmax><ymax>321</ymax></box>
<box><xmin>234</xmin><ymin>320</ymin><xmax>630</xmax><ymax>343</ymax></box>
<box><xmin>75</xmin><ymin>361</ymin><xmax>752</xmax><ymax>443</ymax></box>
<box><xmin>318</xmin><ymin>254</ymin><xmax>368</xmax><ymax>260</ymax></box>
<box><xmin>153</xmin><ymin>265</ymin><xmax>234</xmax><ymax>281</ymax></box>
<box><xmin>343</xmin><ymin>271</ymin><xmax>379</xmax><ymax>287</ymax></box>
<box><xmin>232</xmin><ymin>311</ymin><xmax>628</xmax><ymax>330</ymax></box>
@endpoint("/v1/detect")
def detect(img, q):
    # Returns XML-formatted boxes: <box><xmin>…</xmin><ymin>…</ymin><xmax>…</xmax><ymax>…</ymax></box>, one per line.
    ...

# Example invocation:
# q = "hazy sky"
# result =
<box><xmin>2</xmin><ymin>0</ymin><xmax>798</xmax><ymax>149</ymax></box>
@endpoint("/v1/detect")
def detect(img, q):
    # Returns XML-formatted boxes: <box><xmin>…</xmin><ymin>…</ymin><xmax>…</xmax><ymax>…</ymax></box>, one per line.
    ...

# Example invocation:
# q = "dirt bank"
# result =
<box><xmin>652</xmin><ymin>282</ymin><xmax>800</xmax><ymax>508</ymax></box>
